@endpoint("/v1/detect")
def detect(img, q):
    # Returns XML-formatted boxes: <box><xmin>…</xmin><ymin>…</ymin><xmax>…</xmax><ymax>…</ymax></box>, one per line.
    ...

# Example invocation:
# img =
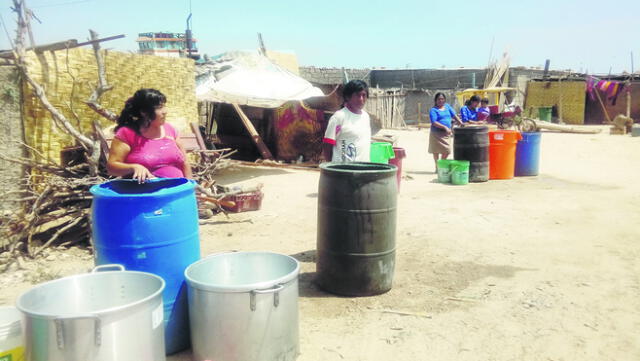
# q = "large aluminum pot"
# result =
<box><xmin>185</xmin><ymin>251</ymin><xmax>300</xmax><ymax>361</ymax></box>
<box><xmin>16</xmin><ymin>264</ymin><xmax>166</xmax><ymax>361</ymax></box>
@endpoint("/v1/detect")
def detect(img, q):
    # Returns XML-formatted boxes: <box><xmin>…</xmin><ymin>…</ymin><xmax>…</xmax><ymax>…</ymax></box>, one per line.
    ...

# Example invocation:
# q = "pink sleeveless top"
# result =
<box><xmin>115</xmin><ymin>124</ymin><xmax>185</xmax><ymax>178</ymax></box>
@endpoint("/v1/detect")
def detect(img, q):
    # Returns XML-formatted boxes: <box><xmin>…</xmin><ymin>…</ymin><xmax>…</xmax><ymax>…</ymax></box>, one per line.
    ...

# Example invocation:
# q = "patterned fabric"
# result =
<box><xmin>275</xmin><ymin>101</ymin><xmax>325</xmax><ymax>162</ymax></box>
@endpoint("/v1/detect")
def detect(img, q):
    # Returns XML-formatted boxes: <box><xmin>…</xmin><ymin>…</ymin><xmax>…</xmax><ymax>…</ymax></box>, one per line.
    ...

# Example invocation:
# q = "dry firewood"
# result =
<box><xmin>0</xmin><ymin>154</ymin><xmax>82</xmax><ymax>177</ymax></box>
<box><xmin>195</xmin><ymin>195</ymin><xmax>236</xmax><ymax>209</ymax></box>
<box><xmin>32</xmin><ymin>216</ymin><xmax>86</xmax><ymax>256</ymax></box>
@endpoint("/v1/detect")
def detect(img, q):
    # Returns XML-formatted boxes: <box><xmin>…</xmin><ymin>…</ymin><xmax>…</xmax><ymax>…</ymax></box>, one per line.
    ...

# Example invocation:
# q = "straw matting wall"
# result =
<box><xmin>22</xmin><ymin>48</ymin><xmax>196</xmax><ymax>162</ymax></box>
<box><xmin>524</xmin><ymin>81</ymin><xmax>586</xmax><ymax>125</ymax></box>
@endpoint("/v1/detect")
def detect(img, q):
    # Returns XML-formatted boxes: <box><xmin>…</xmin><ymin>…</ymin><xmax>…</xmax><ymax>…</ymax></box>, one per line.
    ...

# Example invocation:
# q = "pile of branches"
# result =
<box><xmin>0</xmin><ymin>173</ymin><xmax>105</xmax><ymax>259</ymax></box>
<box><xmin>191</xmin><ymin>149</ymin><xmax>239</xmax><ymax>218</ymax></box>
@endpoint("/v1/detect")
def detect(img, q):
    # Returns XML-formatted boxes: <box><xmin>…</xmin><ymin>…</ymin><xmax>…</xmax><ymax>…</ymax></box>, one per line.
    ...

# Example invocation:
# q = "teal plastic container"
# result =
<box><xmin>370</xmin><ymin>142</ymin><xmax>395</xmax><ymax>164</ymax></box>
<box><xmin>437</xmin><ymin>159</ymin><xmax>452</xmax><ymax>183</ymax></box>
<box><xmin>450</xmin><ymin>160</ymin><xmax>470</xmax><ymax>185</ymax></box>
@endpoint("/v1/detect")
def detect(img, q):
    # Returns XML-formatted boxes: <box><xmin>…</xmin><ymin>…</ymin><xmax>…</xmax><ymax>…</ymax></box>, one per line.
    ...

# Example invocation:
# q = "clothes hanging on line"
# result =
<box><xmin>586</xmin><ymin>76</ymin><xmax>627</xmax><ymax>105</ymax></box>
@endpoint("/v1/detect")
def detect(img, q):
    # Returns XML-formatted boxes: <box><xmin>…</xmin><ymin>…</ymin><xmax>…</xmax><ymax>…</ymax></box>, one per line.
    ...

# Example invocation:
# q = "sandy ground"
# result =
<box><xmin>2</xmin><ymin>127</ymin><xmax>640</xmax><ymax>361</ymax></box>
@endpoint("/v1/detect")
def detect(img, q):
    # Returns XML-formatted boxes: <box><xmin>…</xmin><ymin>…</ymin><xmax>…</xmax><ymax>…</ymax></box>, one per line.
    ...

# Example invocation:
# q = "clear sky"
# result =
<box><xmin>1</xmin><ymin>0</ymin><xmax>638</xmax><ymax>74</ymax></box>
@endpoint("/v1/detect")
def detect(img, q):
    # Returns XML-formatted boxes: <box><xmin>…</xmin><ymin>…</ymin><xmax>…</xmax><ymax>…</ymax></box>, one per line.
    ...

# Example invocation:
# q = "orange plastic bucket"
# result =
<box><xmin>489</xmin><ymin>130</ymin><xmax>522</xmax><ymax>179</ymax></box>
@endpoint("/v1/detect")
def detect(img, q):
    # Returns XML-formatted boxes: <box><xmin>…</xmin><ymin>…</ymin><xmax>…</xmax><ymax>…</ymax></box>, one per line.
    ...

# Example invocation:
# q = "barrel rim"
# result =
<box><xmin>519</xmin><ymin>131</ymin><xmax>542</xmax><ymax>140</ymax></box>
<box><xmin>320</xmin><ymin>161</ymin><xmax>397</xmax><ymax>174</ymax></box>
<box><xmin>453</xmin><ymin>125</ymin><xmax>489</xmax><ymax>133</ymax></box>
<box><xmin>184</xmin><ymin>251</ymin><xmax>300</xmax><ymax>293</ymax></box>
<box><xmin>16</xmin><ymin>270</ymin><xmax>165</xmax><ymax>319</ymax></box>
<box><xmin>89</xmin><ymin>178</ymin><xmax>195</xmax><ymax>198</ymax></box>
<box><xmin>489</xmin><ymin>129</ymin><xmax>521</xmax><ymax>134</ymax></box>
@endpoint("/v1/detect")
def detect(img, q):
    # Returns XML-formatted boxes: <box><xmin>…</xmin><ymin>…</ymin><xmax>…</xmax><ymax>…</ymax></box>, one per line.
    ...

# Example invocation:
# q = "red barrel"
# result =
<box><xmin>489</xmin><ymin>130</ymin><xmax>522</xmax><ymax>179</ymax></box>
<box><xmin>388</xmin><ymin>147</ymin><xmax>406</xmax><ymax>192</ymax></box>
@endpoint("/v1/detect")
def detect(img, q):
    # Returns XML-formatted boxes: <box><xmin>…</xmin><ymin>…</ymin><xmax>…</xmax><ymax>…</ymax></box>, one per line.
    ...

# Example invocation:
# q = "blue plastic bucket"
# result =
<box><xmin>515</xmin><ymin>132</ymin><xmax>541</xmax><ymax>176</ymax></box>
<box><xmin>90</xmin><ymin>178</ymin><xmax>201</xmax><ymax>354</ymax></box>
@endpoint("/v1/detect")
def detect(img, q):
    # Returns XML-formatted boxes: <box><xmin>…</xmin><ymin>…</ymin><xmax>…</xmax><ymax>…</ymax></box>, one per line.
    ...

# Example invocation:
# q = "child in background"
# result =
<box><xmin>477</xmin><ymin>98</ymin><xmax>491</xmax><ymax>121</ymax></box>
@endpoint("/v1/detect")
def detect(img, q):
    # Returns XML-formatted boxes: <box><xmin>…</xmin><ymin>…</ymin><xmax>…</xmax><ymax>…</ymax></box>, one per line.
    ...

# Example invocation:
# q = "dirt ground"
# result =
<box><xmin>2</xmin><ymin>127</ymin><xmax>639</xmax><ymax>361</ymax></box>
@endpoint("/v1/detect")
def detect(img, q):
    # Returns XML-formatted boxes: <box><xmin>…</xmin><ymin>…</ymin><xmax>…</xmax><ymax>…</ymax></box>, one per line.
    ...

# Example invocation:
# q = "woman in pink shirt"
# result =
<box><xmin>107</xmin><ymin>88</ymin><xmax>192</xmax><ymax>182</ymax></box>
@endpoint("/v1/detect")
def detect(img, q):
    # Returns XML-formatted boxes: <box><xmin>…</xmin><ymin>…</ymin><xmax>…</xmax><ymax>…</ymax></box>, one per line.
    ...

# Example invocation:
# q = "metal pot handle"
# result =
<box><xmin>54</xmin><ymin>314</ymin><xmax>101</xmax><ymax>349</ymax></box>
<box><xmin>250</xmin><ymin>284</ymin><xmax>284</xmax><ymax>311</ymax></box>
<box><xmin>91</xmin><ymin>264</ymin><xmax>125</xmax><ymax>273</ymax></box>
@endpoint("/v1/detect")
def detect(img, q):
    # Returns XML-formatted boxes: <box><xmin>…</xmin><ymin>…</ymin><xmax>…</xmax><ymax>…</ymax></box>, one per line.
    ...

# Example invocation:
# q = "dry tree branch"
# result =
<box><xmin>32</xmin><ymin>213</ymin><xmax>87</xmax><ymax>257</ymax></box>
<box><xmin>13</xmin><ymin>0</ymin><xmax>100</xmax><ymax>175</ymax></box>
<box><xmin>15</xmin><ymin>62</ymin><xmax>95</xmax><ymax>149</ymax></box>
<box><xmin>0</xmin><ymin>154</ymin><xmax>81</xmax><ymax>177</ymax></box>
<box><xmin>85</xmin><ymin>29</ymin><xmax>117</xmax><ymax>122</ymax></box>
<box><xmin>11</xmin><ymin>0</ymin><xmax>100</xmax><ymax>176</ymax></box>
<box><xmin>3</xmin><ymin>138</ymin><xmax>59</xmax><ymax>166</ymax></box>
<box><xmin>64</xmin><ymin>47</ymin><xmax>83</xmax><ymax>128</ymax></box>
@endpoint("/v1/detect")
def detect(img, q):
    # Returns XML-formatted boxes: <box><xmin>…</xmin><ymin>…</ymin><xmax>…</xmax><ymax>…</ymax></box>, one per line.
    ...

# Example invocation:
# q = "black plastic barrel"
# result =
<box><xmin>453</xmin><ymin>126</ymin><xmax>489</xmax><ymax>182</ymax></box>
<box><xmin>316</xmin><ymin>162</ymin><xmax>397</xmax><ymax>296</ymax></box>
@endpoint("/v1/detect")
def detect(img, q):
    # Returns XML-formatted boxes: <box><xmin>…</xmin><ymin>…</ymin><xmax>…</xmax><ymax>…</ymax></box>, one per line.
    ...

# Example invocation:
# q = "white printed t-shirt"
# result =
<box><xmin>323</xmin><ymin>107</ymin><xmax>371</xmax><ymax>162</ymax></box>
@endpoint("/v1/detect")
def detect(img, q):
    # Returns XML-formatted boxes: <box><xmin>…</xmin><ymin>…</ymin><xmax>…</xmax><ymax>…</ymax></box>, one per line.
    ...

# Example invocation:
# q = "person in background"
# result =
<box><xmin>477</xmin><ymin>97</ymin><xmax>491</xmax><ymax>121</ymax></box>
<box><xmin>428</xmin><ymin>92</ymin><xmax>461</xmax><ymax>169</ymax></box>
<box><xmin>323</xmin><ymin>80</ymin><xmax>371</xmax><ymax>162</ymax></box>
<box><xmin>460</xmin><ymin>95</ymin><xmax>484</xmax><ymax>125</ymax></box>
<box><xmin>107</xmin><ymin>88</ymin><xmax>192</xmax><ymax>182</ymax></box>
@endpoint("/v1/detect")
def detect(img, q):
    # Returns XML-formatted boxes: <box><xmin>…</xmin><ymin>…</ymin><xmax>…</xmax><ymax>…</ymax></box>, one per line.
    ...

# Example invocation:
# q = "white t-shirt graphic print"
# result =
<box><xmin>323</xmin><ymin>107</ymin><xmax>371</xmax><ymax>162</ymax></box>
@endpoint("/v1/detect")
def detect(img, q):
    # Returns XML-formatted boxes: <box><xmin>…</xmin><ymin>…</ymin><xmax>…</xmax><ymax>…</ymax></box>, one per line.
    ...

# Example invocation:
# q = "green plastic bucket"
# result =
<box><xmin>370</xmin><ymin>142</ymin><xmax>395</xmax><ymax>164</ymax></box>
<box><xmin>538</xmin><ymin>107</ymin><xmax>552</xmax><ymax>122</ymax></box>
<box><xmin>437</xmin><ymin>159</ymin><xmax>452</xmax><ymax>183</ymax></box>
<box><xmin>450</xmin><ymin>160</ymin><xmax>470</xmax><ymax>185</ymax></box>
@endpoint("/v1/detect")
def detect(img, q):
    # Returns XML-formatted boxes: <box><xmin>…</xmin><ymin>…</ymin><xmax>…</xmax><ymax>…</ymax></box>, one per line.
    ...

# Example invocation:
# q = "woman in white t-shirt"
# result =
<box><xmin>322</xmin><ymin>80</ymin><xmax>371</xmax><ymax>162</ymax></box>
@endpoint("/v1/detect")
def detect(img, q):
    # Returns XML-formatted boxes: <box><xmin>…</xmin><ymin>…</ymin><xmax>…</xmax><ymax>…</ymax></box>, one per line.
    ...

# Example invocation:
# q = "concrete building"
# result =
<box><xmin>137</xmin><ymin>32</ymin><xmax>199</xmax><ymax>59</ymax></box>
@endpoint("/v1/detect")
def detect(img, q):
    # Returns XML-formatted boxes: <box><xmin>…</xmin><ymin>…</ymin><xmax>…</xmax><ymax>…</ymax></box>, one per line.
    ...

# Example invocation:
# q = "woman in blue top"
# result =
<box><xmin>428</xmin><ymin>92</ymin><xmax>461</xmax><ymax>169</ymax></box>
<box><xmin>460</xmin><ymin>95</ymin><xmax>483</xmax><ymax>125</ymax></box>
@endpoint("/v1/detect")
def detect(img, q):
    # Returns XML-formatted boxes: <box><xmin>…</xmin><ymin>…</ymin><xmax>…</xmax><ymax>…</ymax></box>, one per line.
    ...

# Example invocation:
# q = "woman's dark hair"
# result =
<box><xmin>434</xmin><ymin>92</ymin><xmax>446</xmax><ymax>105</ymax></box>
<box><xmin>115</xmin><ymin>88</ymin><xmax>167</xmax><ymax>133</ymax></box>
<box><xmin>481</xmin><ymin>97</ymin><xmax>490</xmax><ymax>104</ymax></box>
<box><xmin>343</xmin><ymin>80</ymin><xmax>369</xmax><ymax>102</ymax></box>
<box><xmin>469</xmin><ymin>95</ymin><xmax>481</xmax><ymax>103</ymax></box>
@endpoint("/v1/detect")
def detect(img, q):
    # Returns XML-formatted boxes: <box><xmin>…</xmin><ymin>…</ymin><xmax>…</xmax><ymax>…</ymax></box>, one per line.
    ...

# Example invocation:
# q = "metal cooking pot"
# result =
<box><xmin>16</xmin><ymin>264</ymin><xmax>166</xmax><ymax>361</ymax></box>
<box><xmin>185</xmin><ymin>251</ymin><xmax>300</xmax><ymax>361</ymax></box>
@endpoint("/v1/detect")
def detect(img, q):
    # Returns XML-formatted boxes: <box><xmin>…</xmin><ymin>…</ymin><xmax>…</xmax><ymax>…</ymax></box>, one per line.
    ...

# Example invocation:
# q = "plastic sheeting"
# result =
<box><xmin>196</xmin><ymin>51</ymin><xmax>323</xmax><ymax>108</ymax></box>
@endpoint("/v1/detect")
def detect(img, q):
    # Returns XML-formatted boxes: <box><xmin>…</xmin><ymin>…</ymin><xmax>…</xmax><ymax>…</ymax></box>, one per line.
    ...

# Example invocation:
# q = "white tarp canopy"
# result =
<box><xmin>195</xmin><ymin>51</ymin><xmax>323</xmax><ymax>108</ymax></box>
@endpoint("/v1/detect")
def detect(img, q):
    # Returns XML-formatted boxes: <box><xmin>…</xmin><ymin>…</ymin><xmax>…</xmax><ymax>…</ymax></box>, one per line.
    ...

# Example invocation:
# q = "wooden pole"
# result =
<box><xmin>557</xmin><ymin>76</ymin><xmax>564</xmax><ymax>123</ymax></box>
<box><xmin>232</xmin><ymin>103</ymin><xmax>274</xmax><ymax>160</ymax></box>
<box><xmin>417</xmin><ymin>102</ymin><xmax>421</xmax><ymax>123</ymax></box>
<box><xmin>593</xmin><ymin>88</ymin><xmax>612</xmax><ymax>124</ymax></box>
<box><xmin>626</xmin><ymin>82</ymin><xmax>631</xmax><ymax>118</ymax></box>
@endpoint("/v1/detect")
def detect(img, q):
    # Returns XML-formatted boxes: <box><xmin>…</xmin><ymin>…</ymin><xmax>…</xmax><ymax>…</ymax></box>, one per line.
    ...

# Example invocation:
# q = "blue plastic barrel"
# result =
<box><xmin>90</xmin><ymin>178</ymin><xmax>201</xmax><ymax>354</ymax></box>
<box><xmin>515</xmin><ymin>132</ymin><xmax>541</xmax><ymax>176</ymax></box>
